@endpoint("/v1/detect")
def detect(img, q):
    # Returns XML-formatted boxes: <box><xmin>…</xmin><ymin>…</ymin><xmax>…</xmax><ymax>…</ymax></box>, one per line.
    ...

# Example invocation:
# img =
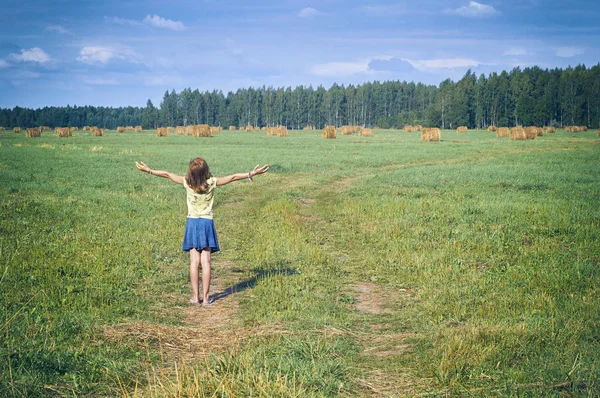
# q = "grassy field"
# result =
<box><xmin>1</xmin><ymin>127</ymin><xmax>599</xmax><ymax>396</ymax></box>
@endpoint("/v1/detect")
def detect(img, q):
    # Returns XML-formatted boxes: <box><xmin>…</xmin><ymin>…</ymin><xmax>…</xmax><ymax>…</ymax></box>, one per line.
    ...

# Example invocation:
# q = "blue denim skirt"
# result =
<box><xmin>182</xmin><ymin>218</ymin><xmax>220</xmax><ymax>253</ymax></box>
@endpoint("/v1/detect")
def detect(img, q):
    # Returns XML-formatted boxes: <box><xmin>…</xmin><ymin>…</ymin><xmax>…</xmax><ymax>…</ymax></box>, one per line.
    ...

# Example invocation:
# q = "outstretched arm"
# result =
<box><xmin>216</xmin><ymin>164</ymin><xmax>269</xmax><ymax>186</ymax></box>
<box><xmin>136</xmin><ymin>161</ymin><xmax>184</xmax><ymax>185</ymax></box>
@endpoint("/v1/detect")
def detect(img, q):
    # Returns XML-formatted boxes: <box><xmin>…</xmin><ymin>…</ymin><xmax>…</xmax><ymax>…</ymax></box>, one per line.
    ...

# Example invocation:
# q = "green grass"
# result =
<box><xmin>1</xmin><ymin>128</ymin><xmax>599</xmax><ymax>396</ymax></box>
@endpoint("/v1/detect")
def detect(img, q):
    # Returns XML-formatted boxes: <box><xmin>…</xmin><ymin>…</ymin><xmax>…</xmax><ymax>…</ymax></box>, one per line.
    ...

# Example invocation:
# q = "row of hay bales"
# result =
<box><xmin>267</xmin><ymin>126</ymin><xmax>288</xmax><ymax>137</ymax></box>
<box><xmin>565</xmin><ymin>125</ymin><xmax>588</xmax><ymax>132</ymax></box>
<box><xmin>404</xmin><ymin>125</ymin><xmax>423</xmax><ymax>132</ymax></box>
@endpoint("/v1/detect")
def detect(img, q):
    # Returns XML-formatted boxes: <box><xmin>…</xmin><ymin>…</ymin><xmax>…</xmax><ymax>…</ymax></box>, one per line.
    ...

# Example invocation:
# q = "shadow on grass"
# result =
<box><xmin>212</xmin><ymin>263</ymin><xmax>298</xmax><ymax>302</ymax></box>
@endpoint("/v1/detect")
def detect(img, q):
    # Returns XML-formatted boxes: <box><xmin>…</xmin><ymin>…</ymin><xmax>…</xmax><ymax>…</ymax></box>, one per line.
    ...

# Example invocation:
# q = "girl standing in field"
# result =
<box><xmin>136</xmin><ymin>158</ymin><xmax>269</xmax><ymax>306</ymax></box>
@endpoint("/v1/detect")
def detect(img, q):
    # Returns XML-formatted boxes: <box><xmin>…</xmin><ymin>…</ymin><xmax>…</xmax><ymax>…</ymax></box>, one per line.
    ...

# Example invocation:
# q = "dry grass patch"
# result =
<box><xmin>90</xmin><ymin>146</ymin><xmax>103</xmax><ymax>152</ymax></box>
<box><xmin>322</xmin><ymin>125</ymin><xmax>337</xmax><ymax>139</ymax></box>
<box><xmin>421</xmin><ymin>128</ymin><xmax>440</xmax><ymax>142</ymax></box>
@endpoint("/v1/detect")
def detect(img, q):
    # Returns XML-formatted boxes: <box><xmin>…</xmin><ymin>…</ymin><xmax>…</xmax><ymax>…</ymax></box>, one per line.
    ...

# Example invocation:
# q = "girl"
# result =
<box><xmin>136</xmin><ymin>158</ymin><xmax>269</xmax><ymax>306</ymax></box>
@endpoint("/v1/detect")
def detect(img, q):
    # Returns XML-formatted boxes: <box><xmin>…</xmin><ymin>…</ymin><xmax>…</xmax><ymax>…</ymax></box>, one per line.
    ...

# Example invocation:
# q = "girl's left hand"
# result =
<box><xmin>136</xmin><ymin>161</ymin><xmax>150</xmax><ymax>173</ymax></box>
<box><xmin>252</xmin><ymin>164</ymin><xmax>269</xmax><ymax>176</ymax></box>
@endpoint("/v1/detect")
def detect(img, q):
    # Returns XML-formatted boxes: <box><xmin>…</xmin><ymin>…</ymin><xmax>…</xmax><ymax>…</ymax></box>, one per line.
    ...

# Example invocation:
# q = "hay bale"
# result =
<box><xmin>228</xmin><ymin>126</ymin><xmax>237</xmax><ymax>131</ymax></box>
<box><xmin>360</xmin><ymin>128</ymin><xmax>373</xmax><ymax>137</ymax></box>
<box><xmin>210</xmin><ymin>126</ymin><xmax>221</xmax><ymax>135</ymax></box>
<box><xmin>245</xmin><ymin>125</ymin><xmax>253</xmax><ymax>132</ymax></box>
<box><xmin>524</xmin><ymin>126</ymin><xmax>538</xmax><ymax>139</ymax></box>
<box><xmin>488</xmin><ymin>126</ymin><xmax>497</xmax><ymax>132</ymax></box>
<box><xmin>156</xmin><ymin>127</ymin><xmax>169</xmax><ymax>137</ymax></box>
<box><xmin>40</xmin><ymin>126</ymin><xmax>50</xmax><ymax>131</ymax></box>
<box><xmin>496</xmin><ymin>127</ymin><xmax>510</xmax><ymax>138</ymax></box>
<box><xmin>70</xmin><ymin>127</ymin><xmax>78</xmax><ymax>132</ymax></box>
<box><xmin>322</xmin><ymin>125</ymin><xmax>336</xmax><ymax>139</ymax></box>
<box><xmin>0</xmin><ymin>127</ymin><xmax>4</xmax><ymax>131</ymax></box>
<box><xmin>456</xmin><ymin>126</ymin><xmax>468</xmax><ymax>133</ymax></box>
<box><xmin>543</xmin><ymin>126</ymin><xmax>556</xmax><ymax>134</ymax></box>
<box><xmin>26</xmin><ymin>127</ymin><xmax>41</xmax><ymax>138</ymax></box>
<box><xmin>404</xmin><ymin>125</ymin><xmax>413</xmax><ymax>133</ymax></box>
<box><xmin>581</xmin><ymin>126</ymin><xmax>588</xmax><ymax>132</ymax></box>
<box><xmin>303</xmin><ymin>125</ymin><xmax>313</xmax><ymax>130</ymax></box>
<box><xmin>174</xmin><ymin>126</ymin><xmax>185</xmax><ymax>135</ymax></box>
<box><xmin>340</xmin><ymin>125</ymin><xmax>355</xmax><ymax>135</ymax></box>
<box><xmin>92</xmin><ymin>127</ymin><xmax>104</xmax><ymax>137</ymax></box>
<box><xmin>13</xmin><ymin>127</ymin><xmax>21</xmax><ymax>133</ymax></box>
<box><xmin>597</xmin><ymin>129</ymin><xmax>600</xmax><ymax>137</ymax></box>
<box><xmin>277</xmin><ymin>126</ymin><xmax>288</xmax><ymax>137</ymax></box>
<box><xmin>56</xmin><ymin>127</ymin><xmax>72</xmax><ymax>137</ymax></box>
<box><xmin>135</xmin><ymin>126</ymin><xmax>142</xmax><ymax>132</ymax></box>
<box><xmin>125</xmin><ymin>126</ymin><xmax>134</xmax><ymax>131</ymax></box>
<box><xmin>82</xmin><ymin>126</ymin><xmax>91</xmax><ymax>132</ymax></box>
<box><xmin>191</xmin><ymin>124</ymin><xmax>211</xmax><ymax>138</ymax></box>
<box><xmin>421</xmin><ymin>128</ymin><xmax>440</xmax><ymax>142</ymax></box>
<box><xmin>116</xmin><ymin>126</ymin><xmax>125</xmax><ymax>133</ymax></box>
<box><xmin>510</xmin><ymin>126</ymin><xmax>527</xmax><ymax>140</ymax></box>
<box><xmin>414</xmin><ymin>125</ymin><xmax>423</xmax><ymax>131</ymax></box>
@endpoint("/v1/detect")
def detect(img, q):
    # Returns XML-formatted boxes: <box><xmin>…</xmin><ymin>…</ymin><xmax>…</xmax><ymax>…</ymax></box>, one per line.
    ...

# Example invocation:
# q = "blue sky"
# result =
<box><xmin>0</xmin><ymin>0</ymin><xmax>598</xmax><ymax>109</ymax></box>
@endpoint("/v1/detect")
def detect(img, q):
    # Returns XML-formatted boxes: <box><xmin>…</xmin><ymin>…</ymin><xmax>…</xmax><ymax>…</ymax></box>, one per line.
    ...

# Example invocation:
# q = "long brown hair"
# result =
<box><xmin>186</xmin><ymin>157</ymin><xmax>212</xmax><ymax>193</ymax></box>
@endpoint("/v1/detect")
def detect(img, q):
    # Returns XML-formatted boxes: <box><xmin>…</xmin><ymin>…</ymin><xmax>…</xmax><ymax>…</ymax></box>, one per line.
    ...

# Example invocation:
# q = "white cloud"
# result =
<box><xmin>445</xmin><ymin>1</ymin><xmax>499</xmax><ymax>18</ymax></box>
<box><xmin>143</xmin><ymin>15</ymin><xmax>185</xmax><ymax>31</ymax></box>
<box><xmin>404</xmin><ymin>58</ymin><xmax>481</xmax><ymax>70</ymax></box>
<box><xmin>298</xmin><ymin>7</ymin><xmax>319</xmax><ymax>18</ymax></box>
<box><xmin>311</xmin><ymin>60</ymin><xmax>371</xmax><ymax>77</ymax></box>
<box><xmin>504</xmin><ymin>47</ymin><xmax>527</xmax><ymax>56</ymax></box>
<box><xmin>84</xmin><ymin>78</ymin><xmax>119</xmax><ymax>85</ymax></box>
<box><xmin>46</xmin><ymin>25</ymin><xmax>71</xmax><ymax>35</ymax></box>
<box><xmin>11</xmin><ymin>48</ymin><xmax>50</xmax><ymax>63</ymax></box>
<box><xmin>77</xmin><ymin>47</ymin><xmax>116</xmax><ymax>64</ymax></box>
<box><xmin>106</xmin><ymin>16</ymin><xmax>143</xmax><ymax>27</ymax></box>
<box><xmin>0</xmin><ymin>59</ymin><xmax>8</xmax><ymax>68</ymax></box>
<box><xmin>76</xmin><ymin>45</ymin><xmax>138</xmax><ymax>65</ymax></box>
<box><xmin>556</xmin><ymin>47</ymin><xmax>584</xmax><ymax>57</ymax></box>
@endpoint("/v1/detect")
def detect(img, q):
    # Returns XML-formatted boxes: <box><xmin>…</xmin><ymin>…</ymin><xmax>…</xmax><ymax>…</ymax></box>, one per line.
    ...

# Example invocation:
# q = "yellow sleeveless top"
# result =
<box><xmin>183</xmin><ymin>177</ymin><xmax>216</xmax><ymax>219</ymax></box>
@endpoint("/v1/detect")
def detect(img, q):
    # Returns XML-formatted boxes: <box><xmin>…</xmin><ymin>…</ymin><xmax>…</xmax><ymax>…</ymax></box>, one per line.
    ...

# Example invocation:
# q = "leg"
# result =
<box><xmin>189</xmin><ymin>249</ymin><xmax>201</xmax><ymax>303</ymax></box>
<box><xmin>200</xmin><ymin>249</ymin><xmax>212</xmax><ymax>303</ymax></box>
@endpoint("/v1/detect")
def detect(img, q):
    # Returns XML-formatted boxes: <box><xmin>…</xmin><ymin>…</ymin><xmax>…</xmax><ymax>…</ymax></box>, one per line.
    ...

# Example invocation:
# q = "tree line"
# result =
<box><xmin>1</xmin><ymin>64</ymin><xmax>599</xmax><ymax>130</ymax></box>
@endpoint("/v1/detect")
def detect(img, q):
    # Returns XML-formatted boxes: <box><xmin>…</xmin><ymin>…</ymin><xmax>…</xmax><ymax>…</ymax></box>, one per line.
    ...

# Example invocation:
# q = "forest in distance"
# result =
<box><xmin>1</xmin><ymin>63</ymin><xmax>599</xmax><ymax>131</ymax></box>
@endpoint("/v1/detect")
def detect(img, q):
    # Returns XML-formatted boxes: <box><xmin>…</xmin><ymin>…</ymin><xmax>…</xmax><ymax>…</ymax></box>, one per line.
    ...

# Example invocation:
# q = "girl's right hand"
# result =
<box><xmin>136</xmin><ymin>161</ymin><xmax>150</xmax><ymax>173</ymax></box>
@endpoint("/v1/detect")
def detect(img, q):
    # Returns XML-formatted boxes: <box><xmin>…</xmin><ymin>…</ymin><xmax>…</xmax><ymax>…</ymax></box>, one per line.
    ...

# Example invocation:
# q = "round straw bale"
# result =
<box><xmin>174</xmin><ymin>126</ymin><xmax>185</xmax><ymax>135</ymax></box>
<box><xmin>488</xmin><ymin>126</ymin><xmax>497</xmax><ymax>132</ymax></box>
<box><xmin>303</xmin><ymin>125</ymin><xmax>313</xmax><ymax>130</ymax></box>
<box><xmin>245</xmin><ymin>125</ymin><xmax>253</xmax><ymax>132</ymax></box>
<box><xmin>421</xmin><ymin>128</ymin><xmax>440</xmax><ymax>142</ymax></box>
<box><xmin>116</xmin><ymin>126</ymin><xmax>125</xmax><ymax>133</ymax></box>
<box><xmin>92</xmin><ymin>127</ymin><xmax>104</xmax><ymax>137</ymax></box>
<box><xmin>210</xmin><ymin>126</ymin><xmax>221</xmax><ymax>135</ymax></box>
<box><xmin>496</xmin><ymin>127</ymin><xmax>510</xmax><ymax>138</ymax></box>
<box><xmin>524</xmin><ymin>126</ymin><xmax>538</xmax><ymax>139</ymax></box>
<box><xmin>510</xmin><ymin>126</ymin><xmax>527</xmax><ymax>140</ymax></box>
<box><xmin>135</xmin><ymin>126</ymin><xmax>142</xmax><ymax>132</ymax></box>
<box><xmin>404</xmin><ymin>125</ymin><xmax>413</xmax><ymax>133</ymax></box>
<box><xmin>322</xmin><ymin>125</ymin><xmax>336</xmax><ymax>139</ymax></box>
<box><xmin>456</xmin><ymin>126</ymin><xmax>468</xmax><ymax>133</ymax></box>
<box><xmin>228</xmin><ymin>126</ymin><xmax>237</xmax><ymax>131</ymax></box>
<box><xmin>156</xmin><ymin>127</ymin><xmax>169</xmax><ymax>137</ymax></box>
<box><xmin>13</xmin><ymin>127</ymin><xmax>21</xmax><ymax>133</ymax></box>
<box><xmin>359</xmin><ymin>128</ymin><xmax>373</xmax><ymax>137</ymax></box>
<box><xmin>26</xmin><ymin>127</ymin><xmax>41</xmax><ymax>137</ymax></box>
